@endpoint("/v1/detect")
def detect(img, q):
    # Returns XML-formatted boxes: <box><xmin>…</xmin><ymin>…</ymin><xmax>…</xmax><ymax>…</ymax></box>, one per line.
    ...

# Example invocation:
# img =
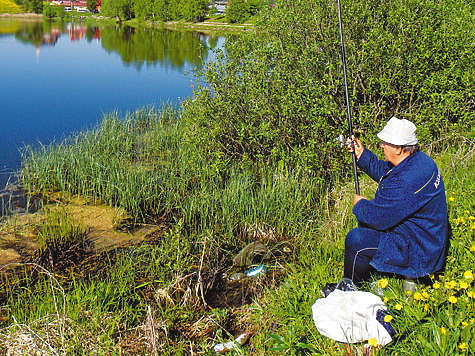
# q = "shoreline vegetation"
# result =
<box><xmin>0</xmin><ymin>12</ymin><xmax>255</xmax><ymax>34</ymax></box>
<box><xmin>1</xmin><ymin>0</ymin><xmax>475</xmax><ymax>354</ymax></box>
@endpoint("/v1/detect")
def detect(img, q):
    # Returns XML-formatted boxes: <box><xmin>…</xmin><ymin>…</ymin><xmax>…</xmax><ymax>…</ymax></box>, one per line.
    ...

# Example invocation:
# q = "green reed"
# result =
<box><xmin>21</xmin><ymin>105</ymin><xmax>326</xmax><ymax>241</ymax></box>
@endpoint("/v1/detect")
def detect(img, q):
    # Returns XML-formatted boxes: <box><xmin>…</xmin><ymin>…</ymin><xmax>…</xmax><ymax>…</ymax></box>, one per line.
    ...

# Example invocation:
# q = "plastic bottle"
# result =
<box><xmin>213</xmin><ymin>333</ymin><xmax>250</xmax><ymax>354</ymax></box>
<box><xmin>245</xmin><ymin>264</ymin><xmax>267</xmax><ymax>277</ymax></box>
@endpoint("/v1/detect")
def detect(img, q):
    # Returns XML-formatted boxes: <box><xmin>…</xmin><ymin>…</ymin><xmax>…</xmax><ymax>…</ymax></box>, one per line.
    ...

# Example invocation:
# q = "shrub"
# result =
<box><xmin>226</xmin><ymin>0</ymin><xmax>249</xmax><ymax>23</ymax></box>
<box><xmin>43</xmin><ymin>4</ymin><xmax>56</xmax><ymax>18</ymax></box>
<box><xmin>183</xmin><ymin>0</ymin><xmax>475</xmax><ymax>180</ymax></box>
<box><xmin>0</xmin><ymin>0</ymin><xmax>22</xmax><ymax>13</ymax></box>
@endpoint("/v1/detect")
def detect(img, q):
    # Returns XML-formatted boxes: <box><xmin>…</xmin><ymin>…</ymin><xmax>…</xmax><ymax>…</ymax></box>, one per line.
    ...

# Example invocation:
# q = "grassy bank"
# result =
<box><xmin>1</xmin><ymin>105</ymin><xmax>474</xmax><ymax>354</ymax></box>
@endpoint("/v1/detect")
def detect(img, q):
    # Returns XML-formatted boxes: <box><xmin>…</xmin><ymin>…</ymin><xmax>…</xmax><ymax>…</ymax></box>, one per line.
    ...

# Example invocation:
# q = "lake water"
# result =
<box><xmin>0</xmin><ymin>18</ymin><xmax>225</xmax><ymax>188</ymax></box>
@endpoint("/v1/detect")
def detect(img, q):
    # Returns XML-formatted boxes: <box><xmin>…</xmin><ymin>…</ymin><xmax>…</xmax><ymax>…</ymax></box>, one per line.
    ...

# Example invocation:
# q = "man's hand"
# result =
<box><xmin>353</xmin><ymin>194</ymin><xmax>368</xmax><ymax>206</ymax></box>
<box><xmin>347</xmin><ymin>135</ymin><xmax>365</xmax><ymax>159</ymax></box>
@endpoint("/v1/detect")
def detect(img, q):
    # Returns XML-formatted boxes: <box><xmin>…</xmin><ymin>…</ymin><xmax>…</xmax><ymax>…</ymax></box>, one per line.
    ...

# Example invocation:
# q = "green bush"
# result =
<box><xmin>55</xmin><ymin>5</ymin><xmax>66</xmax><ymax>18</ymax></box>
<box><xmin>226</xmin><ymin>0</ymin><xmax>249</xmax><ymax>23</ymax></box>
<box><xmin>43</xmin><ymin>4</ymin><xmax>56</xmax><ymax>18</ymax></box>
<box><xmin>183</xmin><ymin>0</ymin><xmax>475</xmax><ymax>180</ymax></box>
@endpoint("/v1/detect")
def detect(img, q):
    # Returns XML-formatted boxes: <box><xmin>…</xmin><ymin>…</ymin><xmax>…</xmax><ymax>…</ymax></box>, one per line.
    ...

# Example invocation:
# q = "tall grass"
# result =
<box><xmin>22</xmin><ymin>105</ymin><xmax>327</xmax><ymax>243</ymax></box>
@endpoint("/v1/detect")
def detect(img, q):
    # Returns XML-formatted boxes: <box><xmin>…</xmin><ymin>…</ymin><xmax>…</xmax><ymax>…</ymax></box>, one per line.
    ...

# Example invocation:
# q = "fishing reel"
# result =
<box><xmin>336</xmin><ymin>133</ymin><xmax>360</xmax><ymax>148</ymax></box>
<box><xmin>336</xmin><ymin>134</ymin><xmax>351</xmax><ymax>148</ymax></box>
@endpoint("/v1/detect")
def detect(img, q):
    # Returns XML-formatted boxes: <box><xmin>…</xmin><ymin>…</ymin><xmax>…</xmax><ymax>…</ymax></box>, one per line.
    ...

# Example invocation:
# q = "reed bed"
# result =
<box><xmin>21</xmin><ymin>105</ymin><xmax>326</xmax><ymax>243</ymax></box>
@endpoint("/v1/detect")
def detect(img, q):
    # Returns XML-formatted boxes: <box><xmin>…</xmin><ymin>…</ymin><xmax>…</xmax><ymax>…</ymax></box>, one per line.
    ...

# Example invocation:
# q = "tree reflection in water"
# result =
<box><xmin>9</xmin><ymin>20</ymin><xmax>222</xmax><ymax>70</ymax></box>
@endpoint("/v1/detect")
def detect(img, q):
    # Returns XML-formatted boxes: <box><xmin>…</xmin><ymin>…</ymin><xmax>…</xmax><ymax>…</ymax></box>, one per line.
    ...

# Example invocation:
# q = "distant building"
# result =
<box><xmin>211</xmin><ymin>0</ymin><xmax>228</xmax><ymax>14</ymax></box>
<box><xmin>50</xmin><ymin>0</ymin><xmax>101</xmax><ymax>11</ymax></box>
<box><xmin>51</xmin><ymin>0</ymin><xmax>87</xmax><ymax>6</ymax></box>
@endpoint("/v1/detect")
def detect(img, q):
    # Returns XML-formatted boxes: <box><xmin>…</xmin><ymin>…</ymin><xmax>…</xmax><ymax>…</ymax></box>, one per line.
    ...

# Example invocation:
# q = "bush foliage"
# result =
<box><xmin>0</xmin><ymin>0</ymin><xmax>22</xmax><ymax>13</ymax></box>
<box><xmin>12</xmin><ymin>0</ymin><xmax>42</xmax><ymax>13</ymax></box>
<box><xmin>183</xmin><ymin>0</ymin><xmax>475</xmax><ymax>180</ymax></box>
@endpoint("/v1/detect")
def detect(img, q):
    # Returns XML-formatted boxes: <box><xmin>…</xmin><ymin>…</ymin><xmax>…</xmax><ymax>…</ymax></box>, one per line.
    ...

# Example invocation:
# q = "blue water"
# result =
<box><xmin>0</xmin><ymin>20</ymin><xmax>224</xmax><ymax>188</ymax></box>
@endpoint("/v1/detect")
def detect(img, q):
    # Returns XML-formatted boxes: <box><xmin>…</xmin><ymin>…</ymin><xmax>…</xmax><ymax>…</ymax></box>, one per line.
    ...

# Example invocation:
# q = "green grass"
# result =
<box><xmin>2</xmin><ymin>106</ymin><xmax>475</xmax><ymax>355</ymax></box>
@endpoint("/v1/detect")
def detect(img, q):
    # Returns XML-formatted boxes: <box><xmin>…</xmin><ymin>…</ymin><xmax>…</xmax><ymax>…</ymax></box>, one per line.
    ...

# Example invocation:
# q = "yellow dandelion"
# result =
<box><xmin>424</xmin><ymin>304</ymin><xmax>430</xmax><ymax>311</ymax></box>
<box><xmin>458</xmin><ymin>343</ymin><xmax>468</xmax><ymax>351</ymax></box>
<box><xmin>368</xmin><ymin>338</ymin><xmax>378</xmax><ymax>347</ymax></box>
<box><xmin>383</xmin><ymin>297</ymin><xmax>388</xmax><ymax>303</ymax></box>
<box><xmin>406</xmin><ymin>290</ymin><xmax>412</xmax><ymax>295</ymax></box>
<box><xmin>464</xmin><ymin>270</ymin><xmax>473</xmax><ymax>280</ymax></box>
<box><xmin>460</xmin><ymin>281</ymin><xmax>469</xmax><ymax>289</ymax></box>
<box><xmin>465</xmin><ymin>210</ymin><xmax>470</xmax><ymax>215</ymax></box>
<box><xmin>422</xmin><ymin>291</ymin><xmax>430</xmax><ymax>299</ymax></box>
<box><xmin>384</xmin><ymin>314</ymin><xmax>393</xmax><ymax>323</ymax></box>
<box><xmin>414</xmin><ymin>292</ymin><xmax>422</xmax><ymax>301</ymax></box>
<box><xmin>440</xmin><ymin>326</ymin><xmax>447</xmax><ymax>335</ymax></box>
<box><xmin>378</xmin><ymin>278</ymin><xmax>389</xmax><ymax>289</ymax></box>
<box><xmin>470</xmin><ymin>216</ymin><xmax>475</xmax><ymax>220</ymax></box>
<box><xmin>448</xmin><ymin>295</ymin><xmax>458</xmax><ymax>304</ymax></box>
<box><xmin>445</xmin><ymin>280</ymin><xmax>457</xmax><ymax>289</ymax></box>
<box><xmin>462</xmin><ymin>321</ymin><xmax>469</xmax><ymax>327</ymax></box>
<box><xmin>449</xmin><ymin>197</ymin><xmax>455</xmax><ymax>202</ymax></box>
<box><xmin>470</xmin><ymin>245</ymin><xmax>475</xmax><ymax>252</ymax></box>
<box><xmin>467</xmin><ymin>291</ymin><xmax>474</xmax><ymax>298</ymax></box>
<box><xmin>470</xmin><ymin>319</ymin><xmax>474</xmax><ymax>324</ymax></box>
<box><xmin>433</xmin><ymin>282</ymin><xmax>441</xmax><ymax>289</ymax></box>
<box><xmin>395</xmin><ymin>304</ymin><xmax>403</xmax><ymax>311</ymax></box>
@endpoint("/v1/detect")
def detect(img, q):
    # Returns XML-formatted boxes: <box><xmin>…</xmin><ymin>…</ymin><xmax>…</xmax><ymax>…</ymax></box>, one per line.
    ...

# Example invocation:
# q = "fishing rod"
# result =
<box><xmin>336</xmin><ymin>0</ymin><xmax>360</xmax><ymax>195</ymax></box>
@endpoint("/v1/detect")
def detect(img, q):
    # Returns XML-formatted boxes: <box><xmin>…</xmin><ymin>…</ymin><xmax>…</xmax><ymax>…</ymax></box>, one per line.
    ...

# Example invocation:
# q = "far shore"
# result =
<box><xmin>0</xmin><ymin>12</ymin><xmax>254</xmax><ymax>33</ymax></box>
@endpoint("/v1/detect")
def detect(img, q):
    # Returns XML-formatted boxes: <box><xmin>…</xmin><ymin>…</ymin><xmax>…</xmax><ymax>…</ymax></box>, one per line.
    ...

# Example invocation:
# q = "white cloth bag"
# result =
<box><xmin>311</xmin><ymin>290</ymin><xmax>392</xmax><ymax>346</ymax></box>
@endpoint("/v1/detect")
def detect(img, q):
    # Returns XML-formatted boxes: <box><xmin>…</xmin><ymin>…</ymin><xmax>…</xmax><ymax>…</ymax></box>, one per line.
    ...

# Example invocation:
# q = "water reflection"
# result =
<box><xmin>100</xmin><ymin>26</ymin><xmax>213</xmax><ymax>70</ymax></box>
<box><xmin>4</xmin><ymin>19</ymin><xmax>221</xmax><ymax>70</ymax></box>
<box><xmin>0</xmin><ymin>18</ymin><xmax>226</xmax><ymax>189</ymax></box>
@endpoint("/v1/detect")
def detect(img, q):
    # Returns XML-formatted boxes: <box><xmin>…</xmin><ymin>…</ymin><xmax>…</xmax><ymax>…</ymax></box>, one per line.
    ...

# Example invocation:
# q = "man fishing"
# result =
<box><xmin>344</xmin><ymin>117</ymin><xmax>449</xmax><ymax>286</ymax></box>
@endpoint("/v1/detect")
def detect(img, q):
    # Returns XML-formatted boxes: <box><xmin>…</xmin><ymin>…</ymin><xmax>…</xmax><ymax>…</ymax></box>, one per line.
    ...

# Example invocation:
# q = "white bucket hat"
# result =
<box><xmin>377</xmin><ymin>117</ymin><xmax>418</xmax><ymax>146</ymax></box>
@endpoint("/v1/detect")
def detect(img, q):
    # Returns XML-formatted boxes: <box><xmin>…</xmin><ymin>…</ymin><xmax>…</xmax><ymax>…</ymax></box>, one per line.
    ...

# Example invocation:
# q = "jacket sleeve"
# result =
<box><xmin>357</xmin><ymin>149</ymin><xmax>392</xmax><ymax>183</ymax></box>
<box><xmin>352</xmin><ymin>176</ymin><xmax>421</xmax><ymax>231</ymax></box>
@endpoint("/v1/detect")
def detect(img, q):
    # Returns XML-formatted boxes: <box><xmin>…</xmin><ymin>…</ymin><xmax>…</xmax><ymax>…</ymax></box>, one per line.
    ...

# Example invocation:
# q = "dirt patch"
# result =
<box><xmin>52</xmin><ymin>196</ymin><xmax>157</xmax><ymax>251</ymax></box>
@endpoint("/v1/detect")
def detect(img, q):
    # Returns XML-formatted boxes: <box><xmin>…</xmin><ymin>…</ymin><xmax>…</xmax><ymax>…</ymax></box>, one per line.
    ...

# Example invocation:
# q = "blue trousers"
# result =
<box><xmin>344</xmin><ymin>227</ymin><xmax>383</xmax><ymax>284</ymax></box>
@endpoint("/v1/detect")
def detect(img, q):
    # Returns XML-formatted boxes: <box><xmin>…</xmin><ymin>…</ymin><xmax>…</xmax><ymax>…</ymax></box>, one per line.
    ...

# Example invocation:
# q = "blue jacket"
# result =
<box><xmin>353</xmin><ymin>149</ymin><xmax>448</xmax><ymax>278</ymax></box>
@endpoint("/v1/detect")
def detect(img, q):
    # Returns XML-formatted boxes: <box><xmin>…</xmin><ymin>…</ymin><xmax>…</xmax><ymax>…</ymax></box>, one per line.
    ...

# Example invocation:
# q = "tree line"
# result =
<box><xmin>18</xmin><ymin>0</ymin><xmax>269</xmax><ymax>24</ymax></box>
<box><xmin>101</xmin><ymin>0</ymin><xmax>267</xmax><ymax>23</ymax></box>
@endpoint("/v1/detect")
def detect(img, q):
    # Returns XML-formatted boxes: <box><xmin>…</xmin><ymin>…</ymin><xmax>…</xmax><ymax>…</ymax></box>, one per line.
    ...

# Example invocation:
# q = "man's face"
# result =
<box><xmin>380</xmin><ymin>141</ymin><xmax>401</xmax><ymax>165</ymax></box>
